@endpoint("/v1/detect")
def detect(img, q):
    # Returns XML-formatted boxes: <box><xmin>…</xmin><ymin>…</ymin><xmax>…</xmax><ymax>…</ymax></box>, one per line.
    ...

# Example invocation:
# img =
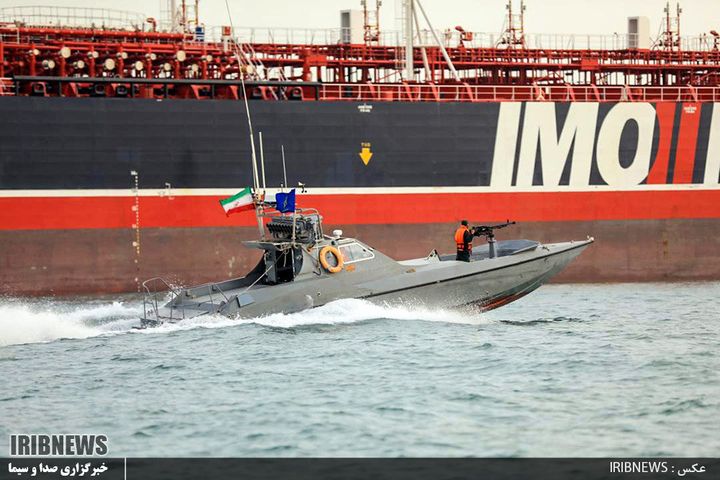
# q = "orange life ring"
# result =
<box><xmin>319</xmin><ymin>245</ymin><xmax>344</xmax><ymax>273</ymax></box>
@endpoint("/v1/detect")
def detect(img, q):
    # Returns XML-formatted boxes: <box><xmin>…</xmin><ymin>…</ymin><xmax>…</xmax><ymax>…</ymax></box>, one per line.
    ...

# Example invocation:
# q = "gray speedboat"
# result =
<box><xmin>139</xmin><ymin>207</ymin><xmax>593</xmax><ymax>327</ymax></box>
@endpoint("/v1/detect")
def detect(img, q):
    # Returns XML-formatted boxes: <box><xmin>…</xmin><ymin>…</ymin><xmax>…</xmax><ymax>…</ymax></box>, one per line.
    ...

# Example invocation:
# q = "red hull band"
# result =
<box><xmin>674</xmin><ymin>103</ymin><xmax>702</xmax><ymax>184</ymax></box>
<box><xmin>1</xmin><ymin>190</ymin><xmax>719</xmax><ymax>231</ymax></box>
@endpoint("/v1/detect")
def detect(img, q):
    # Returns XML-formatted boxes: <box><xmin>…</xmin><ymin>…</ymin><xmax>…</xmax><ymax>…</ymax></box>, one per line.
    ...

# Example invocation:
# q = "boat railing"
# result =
<box><xmin>260</xmin><ymin>206</ymin><xmax>320</xmax><ymax>219</ymax></box>
<box><xmin>141</xmin><ymin>276</ymin><xmax>185</xmax><ymax>323</ymax></box>
<box><xmin>142</xmin><ymin>276</ymin><xmax>235</xmax><ymax>322</ymax></box>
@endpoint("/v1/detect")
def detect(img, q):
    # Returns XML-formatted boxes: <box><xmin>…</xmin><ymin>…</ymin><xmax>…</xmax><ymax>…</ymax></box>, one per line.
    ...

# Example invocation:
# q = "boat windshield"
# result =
<box><xmin>339</xmin><ymin>242</ymin><xmax>374</xmax><ymax>264</ymax></box>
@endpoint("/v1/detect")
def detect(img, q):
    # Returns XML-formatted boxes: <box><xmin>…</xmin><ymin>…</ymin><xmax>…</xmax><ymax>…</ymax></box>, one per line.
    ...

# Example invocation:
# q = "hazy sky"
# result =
<box><xmin>2</xmin><ymin>0</ymin><xmax>718</xmax><ymax>37</ymax></box>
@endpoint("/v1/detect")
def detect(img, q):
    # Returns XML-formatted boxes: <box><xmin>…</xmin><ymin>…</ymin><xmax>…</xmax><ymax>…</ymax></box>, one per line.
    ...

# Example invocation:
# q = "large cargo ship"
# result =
<box><xmin>1</xmin><ymin>1</ymin><xmax>719</xmax><ymax>295</ymax></box>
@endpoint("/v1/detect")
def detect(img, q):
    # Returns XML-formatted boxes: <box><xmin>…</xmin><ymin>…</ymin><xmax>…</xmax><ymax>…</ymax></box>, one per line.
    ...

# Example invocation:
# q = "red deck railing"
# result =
<box><xmin>4</xmin><ymin>76</ymin><xmax>720</xmax><ymax>103</ymax></box>
<box><xmin>318</xmin><ymin>83</ymin><xmax>718</xmax><ymax>103</ymax></box>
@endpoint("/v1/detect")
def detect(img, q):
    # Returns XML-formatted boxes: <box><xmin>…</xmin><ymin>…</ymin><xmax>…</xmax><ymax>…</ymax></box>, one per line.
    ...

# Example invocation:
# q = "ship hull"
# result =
<box><xmin>1</xmin><ymin>218</ymin><xmax>718</xmax><ymax>295</ymax></box>
<box><xmin>1</xmin><ymin>97</ymin><xmax>719</xmax><ymax>294</ymax></box>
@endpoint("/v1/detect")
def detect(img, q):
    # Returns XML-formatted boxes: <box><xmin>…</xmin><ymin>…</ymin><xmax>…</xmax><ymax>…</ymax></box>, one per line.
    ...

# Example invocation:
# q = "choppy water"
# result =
<box><xmin>0</xmin><ymin>283</ymin><xmax>718</xmax><ymax>457</ymax></box>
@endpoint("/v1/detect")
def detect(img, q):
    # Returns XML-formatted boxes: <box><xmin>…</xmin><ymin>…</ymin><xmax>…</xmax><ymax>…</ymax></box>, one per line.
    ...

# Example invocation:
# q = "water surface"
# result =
<box><xmin>0</xmin><ymin>283</ymin><xmax>718</xmax><ymax>457</ymax></box>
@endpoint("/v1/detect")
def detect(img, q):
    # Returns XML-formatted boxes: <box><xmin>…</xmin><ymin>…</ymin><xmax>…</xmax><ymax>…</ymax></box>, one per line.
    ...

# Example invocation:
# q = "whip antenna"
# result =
<box><xmin>225</xmin><ymin>0</ymin><xmax>263</xmax><ymax>237</ymax></box>
<box><xmin>225</xmin><ymin>0</ymin><xmax>259</xmax><ymax>192</ymax></box>
<box><xmin>259</xmin><ymin>131</ymin><xmax>266</xmax><ymax>190</ymax></box>
<box><xmin>281</xmin><ymin>145</ymin><xmax>288</xmax><ymax>190</ymax></box>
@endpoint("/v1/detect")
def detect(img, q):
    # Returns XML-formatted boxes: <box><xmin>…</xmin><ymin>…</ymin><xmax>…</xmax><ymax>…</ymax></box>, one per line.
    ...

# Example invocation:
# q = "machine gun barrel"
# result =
<box><xmin>471</xmin><ymin>220</ymin><xmax>517</xmax><ymax>236</ymax></box>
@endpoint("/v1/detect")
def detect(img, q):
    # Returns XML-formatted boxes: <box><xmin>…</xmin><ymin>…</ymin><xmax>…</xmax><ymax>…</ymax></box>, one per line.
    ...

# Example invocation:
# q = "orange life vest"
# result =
<box><xmin>455</xmin><ymin>226</ymin><xmax>472</xmax><ymax>252</ymax></box>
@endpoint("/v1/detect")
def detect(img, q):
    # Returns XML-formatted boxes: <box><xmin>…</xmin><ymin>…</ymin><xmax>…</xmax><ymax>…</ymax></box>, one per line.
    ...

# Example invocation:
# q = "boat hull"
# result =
<box><xmin>139</xmin><ymin>239</ymin><xmax>592</xmax><ymax>327</ymax></box>
<box><xmin>368</xmin><ymin>241</ymin><xmax>591</xmax><ymax>312</ymax></box>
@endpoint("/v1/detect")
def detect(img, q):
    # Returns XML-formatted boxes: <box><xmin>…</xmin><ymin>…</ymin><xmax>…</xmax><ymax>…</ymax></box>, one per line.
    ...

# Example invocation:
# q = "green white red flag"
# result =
<box><xmin>219</xmin><ymin>188</ymin><xmax>254</xmax><ymax>216</ymax></box>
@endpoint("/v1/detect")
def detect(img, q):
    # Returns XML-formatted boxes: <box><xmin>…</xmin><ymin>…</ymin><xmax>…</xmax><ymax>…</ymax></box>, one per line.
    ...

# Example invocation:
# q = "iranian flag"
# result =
<box><xmin>219</xmin><ymin>188</ymin><xmax>255</xmax><ymax>216</ymax></box>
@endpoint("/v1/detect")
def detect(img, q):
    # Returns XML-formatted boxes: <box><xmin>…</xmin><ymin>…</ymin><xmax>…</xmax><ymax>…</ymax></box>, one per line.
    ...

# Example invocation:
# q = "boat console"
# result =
<box><xmin>243</xmin><ymin>209</ymin><xmax>326</xmax><ymax>285</ymax></box>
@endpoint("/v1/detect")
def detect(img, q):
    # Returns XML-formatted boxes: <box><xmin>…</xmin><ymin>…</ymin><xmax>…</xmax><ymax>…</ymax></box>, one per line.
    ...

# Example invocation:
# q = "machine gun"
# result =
<box><xmin>472</xmin><ymin>220</ymin><xmax>516</xmax><ymax>238</ymax></box>
<box><xmin>471</xmin><ymin>220</ymin><xmax>517</xmax><ymax>258</ymax></box>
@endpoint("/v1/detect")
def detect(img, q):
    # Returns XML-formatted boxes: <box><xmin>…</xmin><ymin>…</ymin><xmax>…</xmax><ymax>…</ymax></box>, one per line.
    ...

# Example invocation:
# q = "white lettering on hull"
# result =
<box><xmin>516</xmin><ymin>103</ymin><xmax>598</xmax><ymax>187</ymax></box>
<box><xmin>490</xmin><ymin>102</ymin><xmax>522</xmax><ymax>187</ymax></box>
<box><xmin>491</xmin><ymin>102</ymin><xmax>678</xmax><ymax>189</ymax></box>
<box><xmin>596</xmin><ymin>103</ymin><xmax>656</xmax><ymax>188</ymax></box>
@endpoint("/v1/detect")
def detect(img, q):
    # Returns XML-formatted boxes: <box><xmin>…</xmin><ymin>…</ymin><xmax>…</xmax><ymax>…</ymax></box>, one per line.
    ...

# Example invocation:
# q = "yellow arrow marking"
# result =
<box><xmin>359</xmin><ymin>142</ymin><xmax>373</xmax><ymax>166</ymax></box>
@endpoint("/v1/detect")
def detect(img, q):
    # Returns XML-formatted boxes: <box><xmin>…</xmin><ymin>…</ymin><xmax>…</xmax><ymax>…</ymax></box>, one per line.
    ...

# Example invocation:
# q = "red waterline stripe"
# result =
<box><xmin>647</xmin><ymin>102</ymin><xmax>675</xmax><ymax>184</ymax></box>
<box><xmin>0</xmin><ymin>190</ymin><xmax>719</xmax><ymax>231</ymax></box>
<box><xmin>673</xmin><ymin>103</ymin><xmax>702</xmax><ymax>184</ymax></box>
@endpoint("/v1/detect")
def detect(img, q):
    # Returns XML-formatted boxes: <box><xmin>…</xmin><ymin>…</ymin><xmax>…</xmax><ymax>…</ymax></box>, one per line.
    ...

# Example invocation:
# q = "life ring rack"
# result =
<box><xmin>319</xmin><ymin>245</ymin><xmax>344</xmax><ymax>273</ymax></box>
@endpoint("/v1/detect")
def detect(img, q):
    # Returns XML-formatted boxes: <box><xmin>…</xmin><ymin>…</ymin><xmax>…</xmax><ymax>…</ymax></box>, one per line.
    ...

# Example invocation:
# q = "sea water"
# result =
<box><xmin>0</xmin><ymin>283</ymin><xmax>718</xmax><ymax>457</ymax></box>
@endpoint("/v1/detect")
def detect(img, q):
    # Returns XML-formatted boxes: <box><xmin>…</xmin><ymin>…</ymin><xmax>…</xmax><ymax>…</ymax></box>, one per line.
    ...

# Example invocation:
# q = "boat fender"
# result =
<box><xmin>319</xmin><ymin>246</ymin><xmax>344</xmax><ymax>273</ymax></box>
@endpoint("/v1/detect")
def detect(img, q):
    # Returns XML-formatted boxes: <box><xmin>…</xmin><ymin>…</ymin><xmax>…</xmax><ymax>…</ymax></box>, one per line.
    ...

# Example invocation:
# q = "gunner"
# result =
<box><xmin>454</xmin><ymin>220</ymin><xmax>474</xmax><ymax>262</ymax></box>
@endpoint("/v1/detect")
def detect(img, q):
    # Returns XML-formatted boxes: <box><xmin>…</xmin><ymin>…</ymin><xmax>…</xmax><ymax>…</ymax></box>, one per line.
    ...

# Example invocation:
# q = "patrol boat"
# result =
<box><xmin>139</xmin><ymin>205</ymin><xmax>593</xmax><ymax>327</ymax></box>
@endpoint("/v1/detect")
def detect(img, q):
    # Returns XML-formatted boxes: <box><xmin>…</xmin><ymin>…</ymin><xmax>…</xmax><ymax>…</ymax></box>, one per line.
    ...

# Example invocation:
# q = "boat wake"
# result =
<box><xmin>0</xmin><ymin>299</ymin><xmax>142</xmax><ymax>347</ymax></box>
<box><xmin>142</xmin><ymin>298</ymin><xmax>488</xmax><ymax>333</ymax></box>
<box><xmin>0</xmin><ymin>297</ymin><xmax>487</xmax><ymax>347</ymax></box>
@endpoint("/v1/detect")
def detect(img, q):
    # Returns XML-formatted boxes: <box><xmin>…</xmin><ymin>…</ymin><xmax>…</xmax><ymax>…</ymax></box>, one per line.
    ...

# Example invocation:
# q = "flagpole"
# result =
<box><xmin>279</xmin><ymin>145</ymin><xmax>295</xmax><ymax>244</ymax></box>
<box><xmin>291</xmin><ymin>195</ymin><xmax>297</xmax><ymax>246</ymax></box>
<box><xmin>225</xmin><ymin>0</ymin><xmax>263</xmax><ymax>238</ymax></box>
<box><xmin>238</xmin><ymin>72</ymin><xmax>259</xmax><ymax>193</ymax></box>
<box><xmin>236</xmin><ymin>53</ymin><xmax>262</xmax><ymax>237</ymax></box>
<box><xmin>259</xmin><ymin>131</ymin><xmax>267</xmax><ymax>191</ymax></box>
<box><xmin>243</xmin><ymin>84</ymin><xmax>263</xmax><ymax>239</ymax></box>
<box><xmin>281</xmin><ymin>145</ymin><xmax>288</xmax><ymax>191</ymax></box>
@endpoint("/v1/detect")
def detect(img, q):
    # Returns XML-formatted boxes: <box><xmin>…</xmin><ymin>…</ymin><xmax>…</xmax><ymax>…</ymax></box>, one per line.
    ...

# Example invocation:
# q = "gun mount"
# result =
<box><xmin>266</xmin><ymin>210</ymin><xmax>323</xmax><ymax>244</ymax></box>
<box><xmin>472</xmin><ymin>220</ymin><xmax>517</xmax><ymax>258</ymax></box>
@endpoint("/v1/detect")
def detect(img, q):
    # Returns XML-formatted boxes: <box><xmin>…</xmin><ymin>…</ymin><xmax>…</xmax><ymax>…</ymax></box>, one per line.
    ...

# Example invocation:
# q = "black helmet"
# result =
<box><xmin>461</xmin><ymin>220</ymin><xmax>469</xmax><ymax>226</ymax></box>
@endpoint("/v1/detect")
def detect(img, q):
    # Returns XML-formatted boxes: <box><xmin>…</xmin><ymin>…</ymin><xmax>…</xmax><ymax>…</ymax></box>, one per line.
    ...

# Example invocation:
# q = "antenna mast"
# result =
<box><xmin>660</xmin><ymin>2</ymin><xmax>682</xmax><ymax>51</ymax></box>
<box><xmin>361</xmin><ymin>0</ymin><xmax>382</xmax><ymax>44</ymax></box>
<box><xmin>498</xmin><ymin>0</ymin><xmax>527</xmax><ymax>49</ymax></box>
<box><xmin>167</xmin><ymin>0</ymin><xmax>200</xmax><ymax>33</ymax></box>
<box><xmin>402</xmin><ymin>0</ymin><xmax>414</xmax><ymax>81</ymax></box>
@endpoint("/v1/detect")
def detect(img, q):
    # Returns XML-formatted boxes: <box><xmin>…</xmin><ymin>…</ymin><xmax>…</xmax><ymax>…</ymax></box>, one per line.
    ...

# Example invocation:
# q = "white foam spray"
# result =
<box><xmin>135</xmin><ymin>298</ymin><xmax>489</xmax><ymax>336</ymax></box>
<box><xmin>0</xmin><ymin>297</ymin><xmax>488</xmax><ymax>346</ymax></box>
<box><xmin>0</xmin><ymin>300</ymin><xmax>142</xmax><ymax>346</ymax></box>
